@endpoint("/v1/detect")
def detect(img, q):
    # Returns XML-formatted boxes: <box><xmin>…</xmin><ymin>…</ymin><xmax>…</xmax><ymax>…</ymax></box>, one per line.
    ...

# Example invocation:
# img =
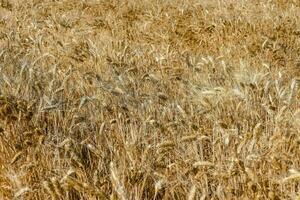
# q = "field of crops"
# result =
<box><xmin>0</xmin><ymin>0</ymin><xmax>300</xmax><ymax>199</ymax></box>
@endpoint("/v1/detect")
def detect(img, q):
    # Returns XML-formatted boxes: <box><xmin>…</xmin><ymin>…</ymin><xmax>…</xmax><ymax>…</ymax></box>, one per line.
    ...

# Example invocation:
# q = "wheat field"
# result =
<box><xmin>0</xmin><ymin>0</ymin><xmax>300</xmax><ymax>199</ymax></box>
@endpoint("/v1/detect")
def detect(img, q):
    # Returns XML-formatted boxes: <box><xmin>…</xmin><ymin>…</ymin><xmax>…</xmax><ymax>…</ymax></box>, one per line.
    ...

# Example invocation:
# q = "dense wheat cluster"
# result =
<box><xmin>0</xmin><ymin>0</ymin><xmax>300</xmax><ymax>199</ymax></box>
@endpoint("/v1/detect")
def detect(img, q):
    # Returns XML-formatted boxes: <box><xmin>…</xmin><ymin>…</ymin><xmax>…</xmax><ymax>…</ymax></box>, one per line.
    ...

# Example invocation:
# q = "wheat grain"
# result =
<box><xmin>0</xmin><ymin>0</ymin><xmax>299</xmax><ymax>199</ymax></box>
